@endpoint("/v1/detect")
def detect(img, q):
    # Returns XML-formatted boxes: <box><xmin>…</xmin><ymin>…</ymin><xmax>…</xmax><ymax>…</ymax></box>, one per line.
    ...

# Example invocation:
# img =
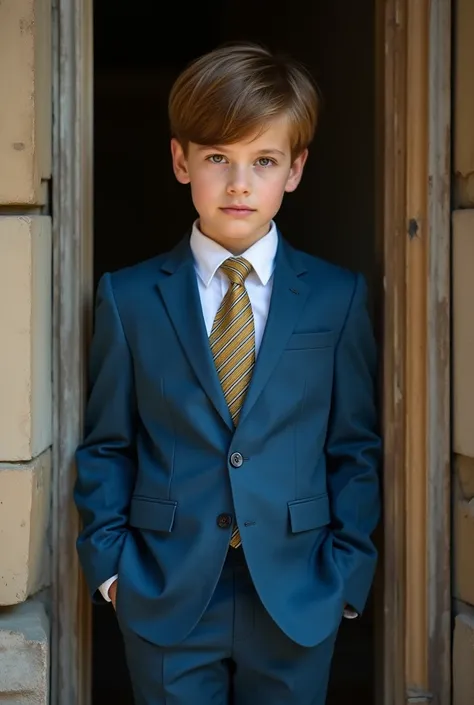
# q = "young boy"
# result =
<box><xmin>74</xmin><ymin>42</ymin><xmax>381</xmax><ymax>705</ymax></box>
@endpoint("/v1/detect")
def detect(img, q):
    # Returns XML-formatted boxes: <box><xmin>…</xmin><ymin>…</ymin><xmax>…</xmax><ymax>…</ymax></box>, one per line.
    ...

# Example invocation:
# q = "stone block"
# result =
<box><xmin>0</xmin><ymin>217</ymin><xmax>52</xmax><ymax>462</ymax></box>
<box><xmin>453</xmin><ymin>611</ymin><xmax>474</xmax><ymax>705</ymax></box>
<box><xmin>456</xmin><ymin>454</ymin><xmax>474</xmax><ymax>499</ymax></box>
<box><xmin>454</xmin><ymin>483</ymin><xmax>474</xmax><ymax>606</ymax></box>
<box><xmin>0</xmin><ymin>450</ymin><xmax>51</xmax><ymax>606</ymax></box>
<box><xmin>454</xmin><ymin>0</ymin><xmax>474</xmax><ymax>183</ymax></box>
<box><xmin>0</xmin><ymin>0</ymin><xmax>52</xmax><ymax>205</ymax></box>
<box><xmin>453</xmin><ymin>210</ymin><xmax>474</xmax><ymax>457</ymax></box>
<box><xmin>0</xmin><ymin>599</ymin><xmax>49</xmax><ymax>703</ymax></box>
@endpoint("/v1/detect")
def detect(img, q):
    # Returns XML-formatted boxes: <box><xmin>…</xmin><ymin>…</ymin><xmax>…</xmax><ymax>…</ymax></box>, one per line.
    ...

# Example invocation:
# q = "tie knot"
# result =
<box><xmin>220</xmin><ymin>257</ymin><xmax>253</xmax><ymax>286</ymax></box>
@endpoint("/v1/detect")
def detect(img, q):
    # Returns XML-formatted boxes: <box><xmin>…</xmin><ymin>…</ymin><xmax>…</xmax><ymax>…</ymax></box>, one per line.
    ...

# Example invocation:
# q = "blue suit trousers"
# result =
<box><xmin>119</xmin><ymin>548</ymin><xmax>339</xmax><ymax>705</ymax></box>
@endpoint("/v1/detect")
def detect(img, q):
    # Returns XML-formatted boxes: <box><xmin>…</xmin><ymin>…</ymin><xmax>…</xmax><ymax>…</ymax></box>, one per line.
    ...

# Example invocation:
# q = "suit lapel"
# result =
<box><xmin>157</xmin><ymin>237</ymin><xmax>233</xmax><ymax>430</ymax></box>
<box><xmin>238</xmin><ymin>238</ymin><xmax>310</xmax><ymax>425</ymax></box>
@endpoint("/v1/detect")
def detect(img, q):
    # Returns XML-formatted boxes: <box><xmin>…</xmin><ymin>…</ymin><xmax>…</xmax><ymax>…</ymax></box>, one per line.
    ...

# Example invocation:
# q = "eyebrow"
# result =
<box><xmin>255</xmin><ymin>149</ymin><xmax>287</xmax><ymax>157</ymax></box>
<box><xmin>197</xmin><ymin>146</ymin><xmax>287</xmax><ymax>157</ymax></box>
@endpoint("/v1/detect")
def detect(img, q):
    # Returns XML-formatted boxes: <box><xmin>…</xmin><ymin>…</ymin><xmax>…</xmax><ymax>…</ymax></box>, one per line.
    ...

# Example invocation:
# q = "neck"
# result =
<box><xmin>226</xmin><ymin>243</ymin><xmax>249</xmax><ymax>256</ymax></box>
<box><xmin>197</xmin><ymin>222</ymin><xmax>272</xmax><ymax>255</ymax></box>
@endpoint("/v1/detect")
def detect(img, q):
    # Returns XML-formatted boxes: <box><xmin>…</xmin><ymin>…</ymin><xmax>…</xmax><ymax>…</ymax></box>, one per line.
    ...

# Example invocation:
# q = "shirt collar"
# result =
<box><xmin>189</xmin><ymin>220</ymin><xmax>278</xmax><ymax>287</ymax></box>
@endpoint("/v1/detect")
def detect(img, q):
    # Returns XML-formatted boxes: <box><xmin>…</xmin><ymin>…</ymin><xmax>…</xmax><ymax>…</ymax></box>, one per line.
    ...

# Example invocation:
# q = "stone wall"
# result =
<box><xmin>0</xmin><ymin>1</ymin><xmax>52</xmax><ymax>702</ymax></box>
<box><xmin>0</xmin><ymin>0</ymin><xmax>473</xmax><ymax>703</ymax></box>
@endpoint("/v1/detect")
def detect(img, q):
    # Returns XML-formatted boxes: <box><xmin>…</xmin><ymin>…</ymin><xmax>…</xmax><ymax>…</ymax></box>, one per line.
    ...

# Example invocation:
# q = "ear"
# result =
<box><xmin>285</xmin><ymin>149</ymin><xmax>308</xmax><ymax>193</ymax></box>
<box><xmin>171</xmin><ymin>138</ymin><xmax>191</xmax><ymax>184</ymax></box>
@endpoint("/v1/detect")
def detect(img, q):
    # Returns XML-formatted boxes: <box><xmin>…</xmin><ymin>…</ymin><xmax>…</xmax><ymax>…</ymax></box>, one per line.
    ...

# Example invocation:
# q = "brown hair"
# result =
<box><xmin>168</xmin><ymin>42</ymin><xmax>319</xmax><ymax>160</ymax></box>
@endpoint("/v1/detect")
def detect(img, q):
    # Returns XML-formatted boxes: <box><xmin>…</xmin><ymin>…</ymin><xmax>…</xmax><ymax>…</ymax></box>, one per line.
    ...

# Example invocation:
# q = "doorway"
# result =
<box><xmin>91</xmin><ymin>1</ymin><xmax>378</xmax><ymax>702</ymax></box>
<box><xmin>50</xmin><ymin>1</ymin><xmax>454</xmax><ymax>703</ymax></box>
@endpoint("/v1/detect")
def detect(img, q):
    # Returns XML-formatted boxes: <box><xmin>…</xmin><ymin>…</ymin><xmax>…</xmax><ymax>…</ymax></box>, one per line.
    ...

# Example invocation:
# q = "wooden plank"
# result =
<box><xmin>382</xmin><ymin>1</ymin><xmax>408</xmax><ymax>703</ymax></box>
<box><xmin>373</xmin><ymin>0</ymin><xmax>387</xmax><ymax>702</ymax></box>
<box><xmin>426</xmin><ymin>1</ymin><xmax>451</xmax><ymax>703</ymax></box>
<box><xmin>50</xmin><ymin>0</ymin><xmax>93</xmax><ymax>703</ymax></box>
<box><xmin>405</xmin><ymin>0</ymin><xmax>429</xmax><ymax>691</ymax></box>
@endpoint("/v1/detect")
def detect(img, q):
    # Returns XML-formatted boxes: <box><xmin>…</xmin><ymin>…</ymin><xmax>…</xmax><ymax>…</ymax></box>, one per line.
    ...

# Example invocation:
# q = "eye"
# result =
<box><xmin>207</xmin><ymin>154</ymin><xmax>227</xmax><ymax>164</ymax></box>
<box><xmin>256</xmin><ymin>157</ymin><xmax>276</xmax><ymax>168</ymax></box>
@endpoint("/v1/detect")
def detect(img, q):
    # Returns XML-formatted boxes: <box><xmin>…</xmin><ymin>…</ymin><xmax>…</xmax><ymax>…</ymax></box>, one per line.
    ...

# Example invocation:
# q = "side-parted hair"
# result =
<box><xmin>168</xmin><ymin>42</ymin><xmax>319</xmax><ymax>161</ymax></box>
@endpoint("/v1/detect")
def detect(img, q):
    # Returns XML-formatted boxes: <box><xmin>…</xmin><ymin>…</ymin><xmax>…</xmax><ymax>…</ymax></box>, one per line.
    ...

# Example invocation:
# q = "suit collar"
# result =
<box><xmin>157</xmin><ymin>245</ymin><xmax>234</xmax><ymax>429</ymax></box>
<box><xmin>160</xmin><ymin>228</ymin><xmax>307</xmax><ymax>279</ymax></box>
<box><xmin>160</xmin><ymin>232</ymin><xmax>193</xmax><ymax>274</ymax></box>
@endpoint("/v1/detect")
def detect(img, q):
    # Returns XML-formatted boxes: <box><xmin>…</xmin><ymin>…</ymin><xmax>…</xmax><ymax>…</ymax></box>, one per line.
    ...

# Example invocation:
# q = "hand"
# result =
<box><xmin>109</xmin><ymin>579</ymin><xmax>118</xmax><ymax>609</ymax></box>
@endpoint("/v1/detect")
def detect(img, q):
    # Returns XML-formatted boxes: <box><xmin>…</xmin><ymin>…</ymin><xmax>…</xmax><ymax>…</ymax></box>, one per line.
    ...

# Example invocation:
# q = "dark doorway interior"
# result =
<box><xmin>92</xmin><ymin>1</ymin><xmax>377</xmax><ymax>703</ymax></box>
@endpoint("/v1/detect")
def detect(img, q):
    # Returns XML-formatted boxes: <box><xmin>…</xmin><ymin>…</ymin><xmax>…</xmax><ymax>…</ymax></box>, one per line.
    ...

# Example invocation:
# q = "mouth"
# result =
<box><xmin>220</xmin><ymin>205</ymin><xmax>256</xmax><ymax>217</ymax></box>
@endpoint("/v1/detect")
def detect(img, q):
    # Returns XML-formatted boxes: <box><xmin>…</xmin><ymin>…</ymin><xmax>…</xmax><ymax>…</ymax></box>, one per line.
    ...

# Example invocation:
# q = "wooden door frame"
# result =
<box><xmin>381</xmin><ymin>1</ymin><xmax>451</xmax><ymax>704</ymax></box>
<box><xmin>50</xmin><ymin>1</ymin><xmax>452</xmax><ymax>703</ymax></box>
<box><xmin>51</xmin><ymin>0</ymin><xmax>93</xmax><ymax>703</ymax></box>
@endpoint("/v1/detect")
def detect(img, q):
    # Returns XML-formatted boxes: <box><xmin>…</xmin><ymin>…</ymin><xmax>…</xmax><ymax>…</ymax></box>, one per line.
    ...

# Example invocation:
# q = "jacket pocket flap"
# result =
<box><xmin>129</xmin><ymin>496</ymin><xmax>177</xmax><ymax>532</ymax></box>
<box><xmin>286</xmin><ymin>331</ymin><xmax>334</xmax><ymax>350</ymax></box>
<box><xmin>288</xmin><ymin>494</ymin><xmax>331</xmax><ymax>533</ymax></box>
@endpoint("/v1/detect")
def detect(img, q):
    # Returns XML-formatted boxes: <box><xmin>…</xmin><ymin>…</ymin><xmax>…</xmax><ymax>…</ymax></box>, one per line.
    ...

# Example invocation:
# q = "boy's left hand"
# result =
<box><xmin>109</xmin><ymin>579</ymin><xmax>118</xmax><ymax>610</ymax></box>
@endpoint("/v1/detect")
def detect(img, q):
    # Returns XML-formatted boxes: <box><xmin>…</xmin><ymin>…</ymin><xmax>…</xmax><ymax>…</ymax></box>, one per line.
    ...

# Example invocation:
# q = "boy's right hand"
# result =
<box><xmin>109</xmin><ymin>579</ymin><xmax>118</xmax><ymax>609</ymax></box>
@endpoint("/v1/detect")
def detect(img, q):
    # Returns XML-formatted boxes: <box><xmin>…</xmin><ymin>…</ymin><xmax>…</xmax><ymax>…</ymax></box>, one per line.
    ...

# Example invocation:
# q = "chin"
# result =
<box><xmin>222</xmin><ymin>222</ymin><xmax>267</xmax><ymax>238</ymax></box>
<box><xmin>200</xmin><ymin>216</ymin><xmax>270</xmax><ymax>244</ymax></box>
<box><xmin>223</xmin><ymin>229</ymin><xmax>254</xmax><ymax>239</ymax></box>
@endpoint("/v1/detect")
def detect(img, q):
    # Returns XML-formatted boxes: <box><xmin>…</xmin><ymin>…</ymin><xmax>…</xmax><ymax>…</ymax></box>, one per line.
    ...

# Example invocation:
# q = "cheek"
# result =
<box><xmin>258</xmin><ymin>173</ymin><xmax>289</xmax><ymax>207</ymax></box>
<box><xmin>189</xmin><ymin>172</ymin><xmax>220</xmax><ymax>208</ymax></box>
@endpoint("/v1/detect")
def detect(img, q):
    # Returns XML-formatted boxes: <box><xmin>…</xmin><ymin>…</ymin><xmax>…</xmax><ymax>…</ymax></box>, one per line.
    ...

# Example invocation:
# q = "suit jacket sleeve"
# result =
<box><xmin>74</xmin><ymin>272</ymin><xmax>137</xmax><ymax>600</ymax></box>
<box><xmin>325</xmin><ymin>273</ymin><xmax>381</xmax><ymax>615</ymax></box>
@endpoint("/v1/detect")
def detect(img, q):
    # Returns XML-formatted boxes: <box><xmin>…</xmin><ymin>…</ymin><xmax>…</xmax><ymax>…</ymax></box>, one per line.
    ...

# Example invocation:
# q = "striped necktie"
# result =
<box><xmin>209</xmin><ymin>257</ymin><xmax>255</xmax><ymax>548</ymax></box>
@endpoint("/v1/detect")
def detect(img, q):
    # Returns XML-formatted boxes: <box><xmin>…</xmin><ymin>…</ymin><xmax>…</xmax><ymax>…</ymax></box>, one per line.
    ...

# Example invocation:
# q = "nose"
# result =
<box><xmin>226</xmin><ymin>165</ymin><xmax>251</xmax><ymax>196</ymax></box>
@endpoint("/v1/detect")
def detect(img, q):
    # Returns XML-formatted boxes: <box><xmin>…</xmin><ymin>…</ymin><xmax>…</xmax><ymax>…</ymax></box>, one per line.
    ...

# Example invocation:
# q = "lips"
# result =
<box><xmin>220</xmin><ymin>205</ymin><xmax>256</xmax><ymax>214</ymax></box>
<box><xmin>222</xmin><ymin>205</ymin><xmax>255</xmax><ymax>210</ymax></box>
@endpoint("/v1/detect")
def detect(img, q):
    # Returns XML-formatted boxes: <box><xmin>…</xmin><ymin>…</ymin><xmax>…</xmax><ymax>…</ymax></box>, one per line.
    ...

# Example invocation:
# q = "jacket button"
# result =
<box><xmin>217</xmin><ymin>513</ymin><xmax>233</xmax><ymax>529</ymax></box>
<box><xmin>230</xmin><ymin>452</ymin><xmax>243</xmax><ymax>468</ymax></box>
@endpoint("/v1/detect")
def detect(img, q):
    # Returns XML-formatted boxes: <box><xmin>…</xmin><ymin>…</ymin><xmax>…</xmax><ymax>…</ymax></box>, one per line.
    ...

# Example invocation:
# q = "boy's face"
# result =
<box><xmin>171</xmin><ymin>116</ymin><xmax>308</xmax><ymax>253</ymax></box>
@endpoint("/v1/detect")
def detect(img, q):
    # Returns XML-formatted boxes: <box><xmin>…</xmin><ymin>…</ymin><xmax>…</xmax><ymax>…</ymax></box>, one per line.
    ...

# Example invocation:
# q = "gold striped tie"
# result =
<box><xmin>209</xmin><ymin>257</ymin><xmax>255</xmax><ymax>548</ymax></box>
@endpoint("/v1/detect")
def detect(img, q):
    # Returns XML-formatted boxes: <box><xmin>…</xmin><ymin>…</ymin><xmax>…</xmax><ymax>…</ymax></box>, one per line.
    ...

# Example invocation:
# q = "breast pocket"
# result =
<box><xmin>285</xmin><ymin>331</ymin><xmax>334</xmax><ymax>351</ymax></box>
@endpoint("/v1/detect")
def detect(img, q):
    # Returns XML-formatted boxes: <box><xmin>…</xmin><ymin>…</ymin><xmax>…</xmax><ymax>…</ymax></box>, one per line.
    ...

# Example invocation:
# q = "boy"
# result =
<box><xmin>74</xmin><ymin>42</ymin><xmax>381</xmax><ymax>705</ymax></box>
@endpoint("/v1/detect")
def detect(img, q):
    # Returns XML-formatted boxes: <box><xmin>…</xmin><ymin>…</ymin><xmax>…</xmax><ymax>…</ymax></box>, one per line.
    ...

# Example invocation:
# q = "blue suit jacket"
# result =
<box><xmin>74</xmin><ymin>233</ymin><xmax>381</xmax><ymax>648</ymax></box>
